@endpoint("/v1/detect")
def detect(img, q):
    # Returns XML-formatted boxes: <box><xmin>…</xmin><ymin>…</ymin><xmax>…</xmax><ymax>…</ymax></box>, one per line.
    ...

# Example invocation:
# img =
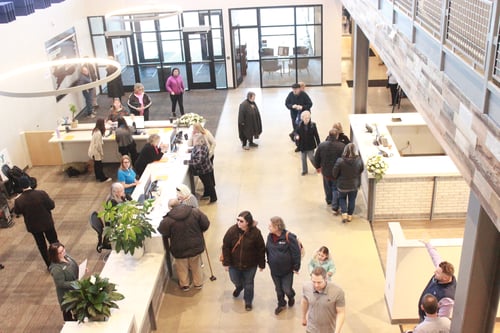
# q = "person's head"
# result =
<box><xmin>193</xmin><ymin>133</ymin><xmax>207</xmax><ymax>146</ymax></box>
<box><xmin>268</xmin><ymin>216</ymin><xmax>285</xmax><ymax>234</ymax></box>
<box><xmin>310</xmin><ymin>266</ymin><xmax>328</xmax><ymax>292</ymax></box>
<box><xmin>81</xmin><ymin>66</ymin><xmax>89</xmax><ymax>76</ymax></box>
<box><xmin>420</xmin><ymin>294</ymin><xmax>439</xmax><ymax>315</ymax></box>
<box><xmin>298</xmin><ymin>81</ymin><xmax>306</xmax><ymax>91</ymax></box>
<box><xmin>342</xmin><ymin>143</ymin><xmax>358</xmax><ymax>158</ymax></box>
<box><xmin>247</xmin><ymin>91</ymin><xmax>256</xmax><ymax>102</ymax></box>
<box><xmin>176</xmin><ymin>184</ymin><xmax>192</xmax><ymax>201</ymax></box>
<box><xmin>19</xmin><ymin>176</ymin><xmax>31</xmax><ymax>191</ymax></box>
<box><xmin>112</xmin><ymin>98</ymin><xmax>122</xmax><ymax>110</ymax></box>
<box><xmin>110</xmin><ymin>182</ymin><xmax>125</xmax><ymax>202</ymax></box>
<box><xmin>168</xmin><ymin>198</ymin><xmax>180</xmax><ymax>210</ymax></box>
<box><xmin>172</xmin><ymin>68</ymin><xmax>180</xmax><ymax>76</ymax></box>
<box><xmin>301</xmin><ymin>110</ymin><xmax>311</xmax><ymax>124</ymax></box>
<box><xmin>192</xmin><ymin>123</ymin><xmax>206</xmax><ymax>135</ymax></box>
<box><xmin>133</xmin><ymin>83</ymin><xmax>145</xmax><ymax>94</ymax></box>
<box><xmin>116</xmin><ymin>116</ymin><xmax>127</xmax><ymax>128</ymax></box>
<box><xmin>48</xmin><ymin>242</ymin><xmax>66</xmax><ymax>264</ymax></box>
<box><xmin>93</xmin><ymin>118</ymin><xmax>106</xmax><ymax>135</ymax></box>
<box><xmin>291</xmin><ymin>83</ymin><xmax>301</xmax><ymax>95</ymax></box>
<box><xmin>328</xmin><ymin>128</ymin><xmax>339</xmax><ymax>140</ymax></box>
<box><xmin>434</xmin><ymin>261</ymin><xmax>454</xmax><ymax>283</ymax></box>
<box><xmin>316</xmin><ymin>246</ymin><xmax>330</xmax><ymax>262</ymax></box>
<box><xmin>237</xmin><ymin>211</ymin><xmax>255</xmax><ymax>231</ymax></box>
<box><xmin>148</xmin><ymin>134</ymin><xmax>161</xmax><ymax>146</ymax></box>
<box><xmin>332</xmin><ymin>122</ymin><xmax>344</xmax><ymax>133</ymax></box>
<box><xmin>120</xmin><ymin>155</ymin><xmax>132</xmax><ymax>171</ymax></box>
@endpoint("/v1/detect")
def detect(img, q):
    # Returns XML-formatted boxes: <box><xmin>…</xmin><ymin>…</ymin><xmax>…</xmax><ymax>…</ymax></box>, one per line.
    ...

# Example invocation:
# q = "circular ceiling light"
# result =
<box><xmin>105</xmin><ymin>4</ymin><xmax>182</xmax><ymax>22</ymax></box>
<box><xmin>0</xmin><ymin>57</ymin><xmax>121</xmax><ymax>98</ymax></box>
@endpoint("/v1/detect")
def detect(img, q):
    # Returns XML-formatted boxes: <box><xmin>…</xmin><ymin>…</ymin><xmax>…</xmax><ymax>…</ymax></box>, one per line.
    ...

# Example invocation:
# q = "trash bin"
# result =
<box><xmin>157</xmin><ymin>66</ymin><xmax>171</xmax><ymax>92</ymax></box>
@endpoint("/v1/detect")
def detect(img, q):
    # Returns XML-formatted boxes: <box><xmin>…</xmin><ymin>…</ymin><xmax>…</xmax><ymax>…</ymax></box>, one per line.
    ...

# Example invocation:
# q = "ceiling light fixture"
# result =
<box><xmin>0</xmin><ymin>58</ymin><xmax>121</xmax><ymax>98</ymax></box>
<box><xmin>105</xmin><ymin>4</ymin><xmax>182</xmax><ymax>22</ymax></box>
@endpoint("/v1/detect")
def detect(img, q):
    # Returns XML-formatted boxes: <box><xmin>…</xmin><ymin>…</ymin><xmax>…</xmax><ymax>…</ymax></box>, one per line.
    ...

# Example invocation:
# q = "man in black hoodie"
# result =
<box><xmin>158</xmin><ymin>199</ymin><xmax>210</xmax><ymax>291</ymax></box>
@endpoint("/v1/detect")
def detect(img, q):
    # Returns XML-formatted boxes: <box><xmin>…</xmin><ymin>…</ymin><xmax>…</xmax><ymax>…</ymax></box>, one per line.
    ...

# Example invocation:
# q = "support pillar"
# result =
<box><xmin>451</xmin><ymin>191</ymin><xmax>500</xmax><ymax>332</ymax></box>
<box><xmin>352</xmin><ymin>23</ymin><xmax>369</xmax><ymax>114</ymax></box>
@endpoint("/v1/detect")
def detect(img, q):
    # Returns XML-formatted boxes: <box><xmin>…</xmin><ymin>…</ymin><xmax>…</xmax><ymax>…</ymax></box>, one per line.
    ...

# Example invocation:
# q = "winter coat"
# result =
<box><xmin>134</xmin><ymin>143</ymin><xmax>163</xmax><ymax>177</ymax></box>
<box><xmin>266</xmin><ymin>230</ymin><xmax>301</xmax><ymax>276</ymax></box>
<box><xmin>332</xmin><ymin>156</ymin><xmax>364</xmax><ymax>191</ymax></box>
<box><xmin>106</xmin><ymin>66</ymin><xmax>124</xmax><ymax>98</ymax></box>
<box><xmin>238</xmin><ymin>99</ymin><xmax>263</xmax><ymax>141</ymax></box>
<box><xmin>296</xmin><ymin>121</ymin><xmax>320</xmax><ymax>151</ymax></box>
<box><xmin>88</xmin><ymin>129</ymin><xmax>104</xmax><ymax>160</ymax></box>
<box><xmin>14</xmin><ymin>189</ymin><xmax>55</xmax><ymax>233</ymax></box>
<box><xmin>157</xmin><ymin>204</ymin><xmax>210</xmax><ymax>258</ymax></box>
<box><xmin>166</xmin><ymin>75</ymin><xmax>185</xmax><ymax>95</ymax></box>
<box><xmin>314</xmin><ymin>138</ymin><xmax>346</xmax><ymax>178</ymax></box>
<box><xmin>222</xmin><ymin>224</ymin><xmax>266</xmax><ymax>270</ymax></box>
<box><xmin>284</xmin><ymin>91</ymin><xmax>313</xmax><ymax>111</ymax></box>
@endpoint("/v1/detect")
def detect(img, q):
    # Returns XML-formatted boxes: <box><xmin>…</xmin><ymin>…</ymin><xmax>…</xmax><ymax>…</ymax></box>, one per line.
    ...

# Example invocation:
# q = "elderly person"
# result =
<box><xmin>176</xmin><ymin>183</ymin><xmax>198</xmax><ymax>208</ymax></box>
<box><xmin>189</xmin><ymin>123</ymin><xmax>216</xmax><ymax>196</ymax></box>
<box><xmin>117</xmin><ymin>155</ymin><xmax>138</xmax><ymax>196</ymax></box>
<box><xmin>188</xmin><ymin>134</ymin><xmax>217</xmax><ymax>203</ymax></box>
<box><xmin>134</xmin><ymin>134</ymin><xmax>167</xmax><ymax>178</ymax></box>
<box><xmin>413</xmin><ymin>294</ymin><xmax>451</xmax><ymax>333</ymax></box>
<box><xmin>48</xmin><ymin>242</ymin><xmax>78</xmax><ymax>321</ymax></box>
<box><xmin>127</xmin><ymin>83</ymin><xmax>152</xmax><ymax>120</ymax></box>
<box><xmin>295</xmin><ymin>111</ymin><xmax>320</xmax><ymax>175</ymax></box>
<box><xmin>222</xmin><ymin>211</ymin><xmax>266</xmax><ymax>311</ymax></box>
<box><xmin>106</xmin><ymin>182</ymin><xmax>131</xmax><ymax>207</ymax></box>
<box><xmin>238</xmin><ymin>91</ymin><xmax>262</xmax><ymax>150</ymax></box>
<box><xmin>158</xmin><ymin>199</ymin><xmax>210</xmax><ymax>291</ymax></box>
<box><xmin>331</xmin><ymin>122</ymin><xmax>350</xmax><ymax>145</ymax></box>
<box><xmin>266</xmin><ymin>216</ymin><xmax>301</xmax><ymax>315</ymax></box>
<box><xmin>332</xmin><ymin>143</ymin><xmax>364</xmax><ymax>223</ymax></box>
<box><xmin>285</xmin><ymin>82</ymin><xmax>313</xmax><ymax>142</ymax></box>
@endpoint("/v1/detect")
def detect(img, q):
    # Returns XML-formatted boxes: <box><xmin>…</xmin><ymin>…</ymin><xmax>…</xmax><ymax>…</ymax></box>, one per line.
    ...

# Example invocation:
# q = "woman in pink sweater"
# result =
<box><xmin>166</xmin><ymin>68</ymin><xmax>185</xmax><ymax>117</ymax></box>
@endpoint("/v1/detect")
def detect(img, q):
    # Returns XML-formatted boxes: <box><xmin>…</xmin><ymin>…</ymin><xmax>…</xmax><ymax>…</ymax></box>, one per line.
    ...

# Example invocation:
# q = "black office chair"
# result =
<box><xmin>89</xmin><ymin>211</ymin><xmax>111</xmax><ymax>253</ymax></box>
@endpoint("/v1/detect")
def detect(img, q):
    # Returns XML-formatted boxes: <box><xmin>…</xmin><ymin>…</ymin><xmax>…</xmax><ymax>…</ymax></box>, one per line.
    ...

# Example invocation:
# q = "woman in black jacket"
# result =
<box><xmin>295</xmin><ymin>111</ymin><xmax>320</xmax><ymax>175</ymax></box>
<box><xmin>222</xmin><ymin>211</ymin><xmax>265</xmax><ymax>311</ymax></box>
<box><xmin>332</xmin><ymin>143</ymin><xmax>364</xmax><ymax>223</ymax></box>
<box><xmin>134</xmin><ymin>134</ymin><xmax>167</xmax><ymax>177</ymax></box>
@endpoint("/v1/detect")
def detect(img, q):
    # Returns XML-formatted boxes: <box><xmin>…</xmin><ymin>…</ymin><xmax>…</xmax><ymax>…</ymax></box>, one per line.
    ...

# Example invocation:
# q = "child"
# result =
<box><xmin>308</xmin><ymin>246</ymin><xmax>336</xmax><ymax>280</ymax></box>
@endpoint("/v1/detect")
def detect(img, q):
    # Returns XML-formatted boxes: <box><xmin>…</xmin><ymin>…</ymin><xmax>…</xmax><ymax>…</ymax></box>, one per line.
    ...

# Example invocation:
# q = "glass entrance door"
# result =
<box><xmin>182</xmin><ymin>29</ymin><xmax>216</xmax><ymax>89</ymax></box>
<box><xmin>106</xmin><ymin>35</ymin><xmax>139</xmax><ymax>92</ymax></box>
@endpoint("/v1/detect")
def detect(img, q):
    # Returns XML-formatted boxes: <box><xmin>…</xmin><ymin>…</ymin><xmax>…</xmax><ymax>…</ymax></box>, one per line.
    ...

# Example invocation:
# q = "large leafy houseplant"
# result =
<box><xmin>61</xmin><ymin>274</ymin><xmax>125</xmax><ymax>323</ymax></box>
<box><xmin>99</xmin><ymin>199</ymin><xmax>156</xmax><ymax>255</ymax></box>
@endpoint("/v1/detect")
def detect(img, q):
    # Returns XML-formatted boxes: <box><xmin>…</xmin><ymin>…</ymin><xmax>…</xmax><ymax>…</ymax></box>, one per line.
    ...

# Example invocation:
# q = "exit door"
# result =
<box><xmin>183</xmin><ymin>28</ymin><xmax>216</xmax><ymax>89</ymax></box>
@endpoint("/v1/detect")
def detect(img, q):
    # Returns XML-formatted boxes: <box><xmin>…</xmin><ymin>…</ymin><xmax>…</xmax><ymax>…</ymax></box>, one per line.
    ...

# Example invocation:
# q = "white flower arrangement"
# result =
<box><xmin>366</xmin><ymin>155</ymin><xmax>389</xmax><ymax>182</ymax></box>
<box><xmin>178</xmin><ymin>113</ymin><xmax>204</xmax><ymax>127</ymax></box>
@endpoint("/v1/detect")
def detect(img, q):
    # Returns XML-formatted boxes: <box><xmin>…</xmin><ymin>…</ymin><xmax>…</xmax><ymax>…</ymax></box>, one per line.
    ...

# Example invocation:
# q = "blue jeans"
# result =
<box><xmin>322</xmin><ymin>178</ymin><xmax>339</xmax><ymax>209</ymax></box>
<box><xmin>229</xmin><ymin>266</ymin><xmax>257</xmax><ymax>305</ymax></box>
<box><xmin>271</xmin><ymin>271</ymin><xmax>295</xmax><ymax>307</ymax></box>
<box><xmin>301</xmin><ymin>150</ymin><xmax>314</xmax><ymax>173</ymax></box>
<box><xmin>82</xmin><ymin>90</ymin><xmax>92</xmax><ymax>116</ymax></box>
<box><xmin>338</xmin><ymin>189</ymin><xmax>358</xmax><ymax>215</ymax></box>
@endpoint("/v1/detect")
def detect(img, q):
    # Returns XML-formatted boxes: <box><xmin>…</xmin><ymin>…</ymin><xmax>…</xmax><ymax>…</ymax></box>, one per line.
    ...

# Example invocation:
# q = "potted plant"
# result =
<box><xmin>61</xmin><ymin>274</ymin><xmax>125</xmax><ymax>323</ymax></box>
<box><xmin>69</xmin><ymin>103</ymin><xmax>78</xmax><ymax>128</ymax></box>
<box><xmin>99</xmin><ymin>199</ymin><xmax>156</xmax><ymax>256</ymax></box>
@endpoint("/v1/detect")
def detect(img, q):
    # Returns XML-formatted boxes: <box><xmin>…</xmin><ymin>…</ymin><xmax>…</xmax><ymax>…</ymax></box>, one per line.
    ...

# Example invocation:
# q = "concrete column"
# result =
<box><xmin>352</xmin><ymin>23</ymin><xmax>369</xmax><ymax>114</ymax></box>
<box><xmin>450</xmin><ymin>191</ymin><xmax>500</xmax><ymax>332</ymax></box>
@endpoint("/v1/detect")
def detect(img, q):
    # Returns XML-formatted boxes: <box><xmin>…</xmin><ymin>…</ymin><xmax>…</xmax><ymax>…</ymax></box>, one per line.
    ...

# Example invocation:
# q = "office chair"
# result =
<box><xmin>89</xmin><ymin>211</ymin><xmax>111</xmax><ymax>253</ymax></box>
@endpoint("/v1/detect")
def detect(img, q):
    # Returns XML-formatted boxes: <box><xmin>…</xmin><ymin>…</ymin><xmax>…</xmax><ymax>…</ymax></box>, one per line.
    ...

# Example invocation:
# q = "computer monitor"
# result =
<box><xmin>169</xmin><ymin>127</ymin><xmax>178</xmax><ymax>153</ymax></box>
<box><xmin>137</xmin><ymin>175</ymin><xmax>152</xmax><ymax>204</ymax></box>
<box><xmin>124</xmin><ymin>115</ymin><xmax>145</xmax><ymax>129</ymax></box>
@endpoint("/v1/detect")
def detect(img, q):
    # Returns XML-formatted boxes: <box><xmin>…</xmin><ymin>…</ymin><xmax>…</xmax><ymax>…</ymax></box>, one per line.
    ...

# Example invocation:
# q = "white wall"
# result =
<box><xmin>0</xmin><ymin>0</ymin><xmax>342</xmax><ymax>168</ymax></box>
<box><xmin>0</xmin><ymin>0</ymin><xmax>92</xmax><ymax>168</ymax></box>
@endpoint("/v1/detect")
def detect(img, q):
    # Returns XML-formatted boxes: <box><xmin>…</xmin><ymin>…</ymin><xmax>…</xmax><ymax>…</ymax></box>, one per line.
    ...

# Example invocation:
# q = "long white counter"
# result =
<box><xmin>61</xmin><ymin>128</ymin><xmax>193</xmax><ymax>333</ymax></box>
<box><xmin>350</xmin><ymin>113</ymin><xmax>470</xmax><ymax>221</ymax></box>
<box><xmin>49</xmin><ymin>121</ymin><xmax>175</xmax><ymax>164</ymax></box>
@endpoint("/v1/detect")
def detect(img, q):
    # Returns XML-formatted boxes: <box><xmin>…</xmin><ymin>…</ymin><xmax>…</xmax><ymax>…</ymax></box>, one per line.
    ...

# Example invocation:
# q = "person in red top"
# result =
<box><xmin>166</xmin><ymin>68</ymin><xmax>185</xmax><ymax>117</ymax></box>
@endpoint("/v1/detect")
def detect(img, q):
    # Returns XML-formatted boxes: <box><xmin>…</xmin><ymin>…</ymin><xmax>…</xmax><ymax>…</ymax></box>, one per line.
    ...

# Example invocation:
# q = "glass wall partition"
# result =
<box><xmin>230</xmin><ymin>5</ymin><xmax>322</xmax><ymax>88</ymax></box>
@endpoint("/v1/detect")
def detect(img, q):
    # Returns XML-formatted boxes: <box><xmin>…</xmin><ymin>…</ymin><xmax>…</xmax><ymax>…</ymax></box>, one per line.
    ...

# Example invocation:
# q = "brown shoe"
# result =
<box><xmin>347</xmin><ymin>215</ymin><xmax>353</xmax><ymax>222</ymax></box>
<box><xmin>341</xmin><ymin>213</ymin><xmax>348</xmax><ymax>223</ymax></box>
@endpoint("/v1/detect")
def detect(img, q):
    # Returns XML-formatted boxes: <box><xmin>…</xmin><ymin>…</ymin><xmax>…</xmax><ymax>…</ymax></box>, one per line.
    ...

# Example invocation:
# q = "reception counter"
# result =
<box><xmin>350</xmin><ymin>113</ymin><xmax>469</xmax><ymax>221</ymax></box>
<box><xmin>49</xmin><ymin>120</ymin><xmax>175</xmax><ymax>164</ymax></box>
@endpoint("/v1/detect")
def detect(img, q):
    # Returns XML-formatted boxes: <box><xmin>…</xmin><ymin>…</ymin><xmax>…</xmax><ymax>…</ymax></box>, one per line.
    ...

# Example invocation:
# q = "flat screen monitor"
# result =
<box><xmin>170</xmin><ymin>127</ymin><xmax>178</xmax><ymax>153</ymax></box>
<box><xmin>124</xmin><ymin>115</ymin><xmax>145</xmax><ymax>129</ymax></box>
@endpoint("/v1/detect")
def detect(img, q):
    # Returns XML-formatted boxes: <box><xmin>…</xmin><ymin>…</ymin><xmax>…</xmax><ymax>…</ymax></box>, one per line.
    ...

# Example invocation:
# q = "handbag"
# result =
<box><xmin>219</xmin><ymin>232</ymin><xmax>246</xmax><ymax>262</ymax></box>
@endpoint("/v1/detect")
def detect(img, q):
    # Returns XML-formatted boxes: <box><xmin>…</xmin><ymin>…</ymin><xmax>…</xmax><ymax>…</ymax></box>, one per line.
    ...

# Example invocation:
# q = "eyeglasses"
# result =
<box><xmin>236</xmin><ymin>218</ymin><xmax>245</xmax><ymax>223</ymax></box>
<box><xmin>123</xmin><ymin>161</ymin><xmax>130</xmax><ymax>164</ymax></box>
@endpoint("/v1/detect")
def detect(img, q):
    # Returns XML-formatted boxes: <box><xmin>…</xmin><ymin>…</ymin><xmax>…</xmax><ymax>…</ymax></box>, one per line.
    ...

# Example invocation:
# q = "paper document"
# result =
<box><xmin>79</xmin><ymin>259</ymin><xmax>88</xmax><ymax>280</ymax></box>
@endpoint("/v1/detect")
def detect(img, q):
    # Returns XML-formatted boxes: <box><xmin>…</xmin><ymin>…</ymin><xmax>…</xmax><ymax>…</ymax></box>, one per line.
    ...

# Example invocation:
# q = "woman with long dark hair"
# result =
<box><xmin>88</xmin><ymin>118</ymin><xmax>111</xmax><ymax>182</ymax></box>
<box><xmin>115</xmin><ymin>117</ymin><xmax>138</xmax><ymax>164</ymax></box>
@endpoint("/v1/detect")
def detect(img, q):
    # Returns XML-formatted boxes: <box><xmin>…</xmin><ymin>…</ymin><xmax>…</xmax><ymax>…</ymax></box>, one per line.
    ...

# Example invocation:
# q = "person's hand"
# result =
<box><xmin>171</xmin><ymin>92</ymin><xmax>175</xmax><ymax>95</ymax></box>
<box><xmin>419</xmin><ymin>239</ymin><xmax>429</xmax><ymax>245</ymax></box>
<box><xmin>259</xmin><ymin>267</ymin><xmax>264</xmax><ymax>272</ymax></box>
<box><xmin>293</xmin><ymin>270</ymin><xmax>299</xmax><ymax>274</ymax></box>
<box><xmin>224</xmin><ymin>266</ymin><xmax>229</xmax><ymax>272</ymax></box>
<box><xmin>316</xmin><ymin>168</ymin><xmax>321</xmax><ymax>174</ymax></box>
<box><xmin>297</xmin><ymin>105</ymin><xmax>303</xmax><ymax>111</ymax></box>
<box><xmin>295</xmin><ymin>135</ymin><xmax>300</xmax><ymax>141</ymax></box>
<box><xmin>302</xmin><ymin>318</ymin><xmax>307</xmax><ymax>326</ymax></box>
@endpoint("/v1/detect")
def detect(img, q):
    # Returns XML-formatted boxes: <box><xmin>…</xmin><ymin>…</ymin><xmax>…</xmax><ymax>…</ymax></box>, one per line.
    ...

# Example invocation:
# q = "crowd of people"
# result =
<box><xmin>6</xmin><ymin>78</ymin><xmax>457</xmax><ymax>332</ymax></box>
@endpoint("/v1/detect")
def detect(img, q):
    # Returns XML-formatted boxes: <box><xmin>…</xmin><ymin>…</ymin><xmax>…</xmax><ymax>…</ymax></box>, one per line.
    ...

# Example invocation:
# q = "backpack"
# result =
<box><xmin>285</xmin><ymin>231</ymin><xmax>305</xmax><ymax>258</ymax></box>
<box><xmin>1</xmin><ymin>164</ymin><xmax>37</xmax><ymax>195</ymax></box>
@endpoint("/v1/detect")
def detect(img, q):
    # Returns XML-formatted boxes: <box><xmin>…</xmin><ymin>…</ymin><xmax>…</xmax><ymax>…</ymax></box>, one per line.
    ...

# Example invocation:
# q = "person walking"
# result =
<box><xmin>189</xmin><ymin>123</ymin><xmax>216</xmax><ymax>196</ymax></box>
<box><xmin>158</xmin><ymin>198</ymin><xmax>210</xmax><ymax>291</ymax></box>
<box><xmin>166</xmin><ymin>68</ymin><xmax>185</xmax><ymax>117</ymax></box>
<box><xmin>301</xmin><ymin>266</ymin><xmax>345</xmax><ymax>333</ymax></box>
<box><xmin>387</xmin><ymin>71</ymin><xmax>399</xmax><ymax>106</ymax></box>
<box><xmin>295</xmin><ymin>111</ymin><xmax>320</xmax><ymax>175</ymax></box>
<box><xmin>48</xmin><ymin>242</ymin><xmax>78</xmax><ymax>321</ymax></box>
<box><xmin>417</xmin><ymin>241</ymin><xmax>456</xmax><ymax>322</ymax></box>
<box><xmin>14</xmin><ymin>176</ymin><xmax>59</xmax><ymax>269</ymax></box>
<box><xmin>127</xmin><ymin>83</ymin><xmax>152</xmax><ymax>121</ymax></box>
<box><xmin>266</xmin><ymin>216</ymin><xmax>301</xmax><ymax>315</ymax></box>
<box><xmin>411</xmin><ymin>294</ymin><xmax>451</xmax><ymax>333</ymax></box>
<box><xmin>238</xmin><ymin>91</ymin><xmax>262</xmax><ymax>150</ymax></box>
<box><xmin>314</xmin><ymin>128</ymin><xmax>346</xmax><ymax>209</ymax></box>
<box><xmin>88</xmin><ymin>118</ymin><xmax>112</xmax><ymax>182</ymax></box>
<box><xmin>188</xmin><ymin>134</ymin><xmax>217</xmax><ymax>203</ymax></box>
<box><xmin>222</xmin><ymin>211</ymin><xmax>265</xmax><ymax>311</ymax></box>
<box><xmin>285</xmin><ymin>82</ymin><xmax>313</xmax><ymax>148</ymax></box>
<box><xmin>332</xmin><ymin>122</ymin><xmax>350</xmax><ymax>145</ymax></box>
<box><xmin>332</xmin><ymin>143</ymin><xmax>364</xmax><ymax>223</ymax></box>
